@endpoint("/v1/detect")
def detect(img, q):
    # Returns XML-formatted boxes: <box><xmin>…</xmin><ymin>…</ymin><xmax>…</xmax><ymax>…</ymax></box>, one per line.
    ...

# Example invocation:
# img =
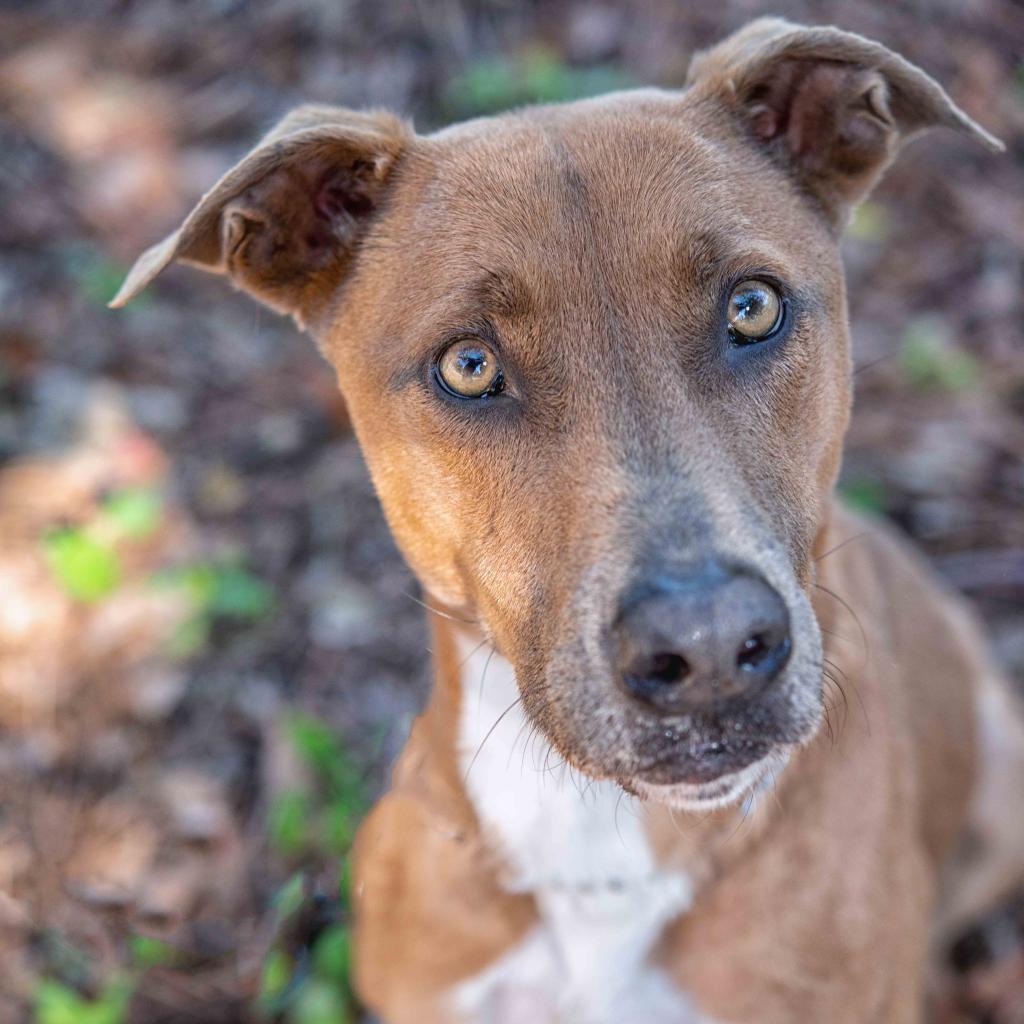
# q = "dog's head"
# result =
<box><xmin>115</xmin><ymin>20</ymin><xmax>999</xmax><ymax>807</ymax></box>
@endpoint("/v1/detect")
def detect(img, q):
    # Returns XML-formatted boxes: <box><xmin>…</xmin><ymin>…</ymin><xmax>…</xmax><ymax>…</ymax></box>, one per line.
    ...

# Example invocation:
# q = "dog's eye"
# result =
<box><xmin>727</xmin><ymin>280</ymin><xmax>783</xmax><ymax>342</ymax></box>
<box><xmin>436</xmin><ymin>339</ymin><xmax>504</xmax><ymax>398</ymax></box>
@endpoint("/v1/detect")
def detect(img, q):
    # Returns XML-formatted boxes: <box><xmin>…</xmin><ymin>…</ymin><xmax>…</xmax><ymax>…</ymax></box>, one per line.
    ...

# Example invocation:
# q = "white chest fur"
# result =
<box><xmin>449</xmin><ymin>635</ymin><xmax>709</xmax><ymax>1024</ymax></box>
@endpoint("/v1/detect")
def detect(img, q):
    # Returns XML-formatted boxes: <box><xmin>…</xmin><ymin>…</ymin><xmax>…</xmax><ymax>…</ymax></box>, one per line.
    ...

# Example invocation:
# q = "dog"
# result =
<box><xmin>112</xmin><ymin>18</ymin><xmax>1024</xmax><ymax>1023</ymax></box>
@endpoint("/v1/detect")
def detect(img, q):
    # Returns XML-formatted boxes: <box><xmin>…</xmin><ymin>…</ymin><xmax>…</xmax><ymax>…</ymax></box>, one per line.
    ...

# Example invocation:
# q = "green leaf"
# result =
<box><xmin>899</xmin><ymin>319</ymin><xmax>980</xmax><ymax>392</ymax></box>
<box><xmin>35</xmin><ymin>980</ymin><xmax>85</xmax><ymax>1024</ymax></box>
<box><xmin>155</xmin><ymin>560</ymin><xmax>272</xmax><ymax>629</ymax></box>
<box><xmin>207</xmin><ymin>564</ymin><xmax>273</xmax><ymax>620</ymax></box>
<box><xmin>64</xmin><ymin>245</ymin><xmax>135</xmax><ymax>310</ymax></box>
<box><xmin>269</xmin><ymin>792</ymin><xmax>313</xmax><ymax>857</ymax></box>
<box><xmin>839</xmin><ymin>476</ymin><xmax>887</xmax><ymax>516</ymax></box>
<box><xmin>174</xmin><ymin>563</ymin><xmax>218</xmax><ymax>609</ymax></box>
<box><xmin>129</xmin><ymin>934</ymin><xmax>177</xmax><ymax>968</ymax></box>
<box><xmin>34</xmin><ymin>976</ymin><xmax>133</xmax><ymax>1024</ymax></box>
<box><xmin>286</xmin><ymin>715</ymin><xmax>343</xmax><ymax>779</ymax></box>
<box><xmin>288</xmin><ymin>978</ymin><xmax>351</xmax><ymax>1024</ymax></box>
<box><xmin>92</xmin><ymin>977</ymin><xmax>134</xmax><ymax>1024</ymax></box>
<box><xmin>102</xmin><ymin>488</ymin><xmax>163</xmax><ymax>539</ymax></box>
<box><xmin>166</xmin><ymin>614</ymin><xmax>210</xmax><ymax>659</ymax></box>
<box><xmin>847</xmin><ymin>200</ymin><xmax>889</xmax><ymax>243</ymax></box>
<box><xmin>311</xmin><ymin>925</ymin><xmax>351</xmax><ymax>989</ymax></box>
<box><xmin>274</xmin><ymin>871</ymin><xmax>307</xmax><ymax>920</ymax></box>
<box><xmin>320</xmin><ymin>801</ymin><xmax>357</xmax><ymax>857</ymax></box>
<box><xmin>258</xmin><ymin>948</ymin><xmax>294</xmax><ymax>1009</ymax></box>
<box><xmin>44</xmin><ymin>529</ymin><xmax>120</xmax><ymax>602</ymax></box>
<box><xmin>445</xmin><ymin>49</ymin><xmax>633</xmax><ymax>116</ymax></box>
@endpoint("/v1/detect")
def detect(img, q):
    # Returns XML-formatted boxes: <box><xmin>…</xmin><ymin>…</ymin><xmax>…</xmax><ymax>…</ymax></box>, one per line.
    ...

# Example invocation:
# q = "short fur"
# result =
<box><xmin>114</xmin><ymin>18</ymin><xmax>1022</xmax><ymax>1024</ymax></box>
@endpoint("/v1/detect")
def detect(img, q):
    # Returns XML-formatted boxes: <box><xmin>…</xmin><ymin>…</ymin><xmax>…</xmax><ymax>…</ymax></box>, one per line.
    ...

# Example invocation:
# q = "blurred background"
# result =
<box><xmin>0</xmin><ymin>1</ymin><xmax>1021</xmax><ymax>1022</ymax></box>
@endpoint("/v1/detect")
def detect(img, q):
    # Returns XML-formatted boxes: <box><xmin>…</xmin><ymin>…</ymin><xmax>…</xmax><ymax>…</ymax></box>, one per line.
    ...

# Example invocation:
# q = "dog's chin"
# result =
<box><xmin>629</xmin><ymin>746</ymin><xmax>792</xmax><ymax>812</ymax></box>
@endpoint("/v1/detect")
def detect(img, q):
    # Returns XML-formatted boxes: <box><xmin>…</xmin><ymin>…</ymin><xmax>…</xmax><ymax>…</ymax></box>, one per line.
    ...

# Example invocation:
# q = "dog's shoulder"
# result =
<box><xmin>818</xmin><ymin>501</ymin><xmax>984</xmax><ymax>859</ymax></box>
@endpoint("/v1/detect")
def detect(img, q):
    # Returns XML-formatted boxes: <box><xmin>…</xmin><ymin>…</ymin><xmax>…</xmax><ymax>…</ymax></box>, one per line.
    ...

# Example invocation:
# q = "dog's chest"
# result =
<box><xmin>450</xmin><ymin>638</ymin><xmax>705</xmax><ymax>1023</ymax></box>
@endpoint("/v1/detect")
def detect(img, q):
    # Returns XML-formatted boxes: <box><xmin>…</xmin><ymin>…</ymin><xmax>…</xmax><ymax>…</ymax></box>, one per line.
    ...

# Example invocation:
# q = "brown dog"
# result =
<box><xmin>113</xmin><ymin>18</ymin><xmax>1024</xmax><ymax>1023</ymax></box>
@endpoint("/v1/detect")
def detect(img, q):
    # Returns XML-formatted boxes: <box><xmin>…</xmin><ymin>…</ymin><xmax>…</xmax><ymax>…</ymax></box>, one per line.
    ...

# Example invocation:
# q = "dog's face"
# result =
<box><xmin>332</xmin><ymin>99</ymin><xmax>848</xmax><ymax>799</ymax></box>
<box><xmin>114</xmin><ymin>19</ymin><xmax>998</xmax><ymax>804</ymax></box>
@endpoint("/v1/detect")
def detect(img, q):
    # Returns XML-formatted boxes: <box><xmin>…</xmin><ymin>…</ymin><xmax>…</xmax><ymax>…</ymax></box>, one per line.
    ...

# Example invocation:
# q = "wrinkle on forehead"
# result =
<box><xmin>409</xmin><ymin>104</ymin><xmax>811</xmax><ymax>304</ymax></box>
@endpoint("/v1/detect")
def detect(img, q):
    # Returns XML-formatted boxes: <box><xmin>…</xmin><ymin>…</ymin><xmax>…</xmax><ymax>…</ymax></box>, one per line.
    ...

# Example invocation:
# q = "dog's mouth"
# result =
<box><xmin>630</xmin><ymin>745</ymin><xmax>793</xmax><ymax>811</ymax></box>
<box><xmin>615</xmin><ymin>687</ymin><xmax>814</xmax><ymax>795</ymax></box>
<box><xmin>632</xmin><ymin>733</ymin><xmax>777</xmax><ymax>786</ymax></box>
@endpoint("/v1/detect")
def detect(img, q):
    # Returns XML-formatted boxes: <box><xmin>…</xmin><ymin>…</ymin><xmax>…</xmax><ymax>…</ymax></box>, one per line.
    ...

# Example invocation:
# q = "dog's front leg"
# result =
<box><xmin>352</xmin><ymin>786</ymin><xmax>539</xmax><ymax>1024</ymax></box>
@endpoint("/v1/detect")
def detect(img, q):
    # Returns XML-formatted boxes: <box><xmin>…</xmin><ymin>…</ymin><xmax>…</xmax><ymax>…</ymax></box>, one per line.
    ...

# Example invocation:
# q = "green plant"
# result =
<box><xmin>63</xmin><ymin>244</ymin><xmax>138</xmax><ymax>310</ymax></box>
<box><xmin>267</xmin><ymin>714</ymin><xmax>367</xmax><ymax>862</ymax></box>
<box><xmin>34</xmin><ymin>933</ymin><xmax>183</xmax><ymax>1024</ymax></box>
<box><xmin>34</xmin><ymin>976</ymin><xmax>134</xmax><ymax>1024</ymax></box>
<box><xmin>258</xmin><ymin>715</ymin><xmax>366</xmax><ymax>1022</ymax></box>
<box><xmin>846</xmin><ymin>200</ymin><xmax>889</xmax><ymax>243</ymax></box>
<box><xmin>44</xmin><ymin>529</ymin><xmax>121</xmax><ymax>602</ymax></box>
<box><xmin>445</xmin><ymin>47</ymin><xmax>634</xmax><ymax>117</ymax></box>
<box><xmin>156</xmin><ymin>559</ymin><xmax>274</xmax><ymax>657</ymax></box>
<box><xmin>838</xmin><ymin>475</ymin><xmax>887</xmax><ymax>516</ymax></box>
<box><xmin>899</xmin><ymin>318</ymin><xmax>980</xmax><ymax>392</ymax></box>
<box><xmin>128</xmin><ymin>934</ymin><xmax>180</xmax><ymax>969</ymax></box>
<box><xmin>43</xmin><ymin>486</ymin><xmax>164</xmax><ymax>602</ymax></box>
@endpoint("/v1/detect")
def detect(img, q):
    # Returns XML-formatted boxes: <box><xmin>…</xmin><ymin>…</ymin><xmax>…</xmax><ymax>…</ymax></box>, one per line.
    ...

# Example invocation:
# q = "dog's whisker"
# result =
<box><xmin>821</xmin><ymin>698</ymin><xmax>836</xmax><ymax>747</ymax></box>
<box><xmin>457</xmin><ymin>637</ymin><xmax>490</xmax><ymax>671</ymax></box>
<box><xmin>463</xmin><ymin>695</ymin><xmax>523</xmax><ymax>786</ymax></box>
<box><xmin>823</xmin><ymin>656</ymin><xmax>871</xmax><ymax>737</ymax></box>
<box><xmin>724</xmin><ymin>790</ymin><xmax>754</xmax><ymax>844</ymax></box>
<box><xmin>614</xmin><ymin>789</ymin><xmax>627</xmax><ymax>847</ymax></box>
<box><xmin>820</xmin><ymin>625</ymin><xmax>856</xmax><ymax>648</ymax></box>
<box><xmin>667</xmin><ymin>805</ymin><xmax>687</xmax><ymax>839</ymax></box>
<box><xmin>813</xmin><ymin>581</ymin><xmax>871</xmax><ymax>673</ymax></box>
<box><xmin>402</xmin><ymin>591</ymin><xmax>480</xmax><ymax>626</ymax></box>
<box><xmin>852</xmin><ymin>351</ymin><xmax>897</xmax><ymax>377</ymax></box>
<box><xmin>509</xmin><ymin>713</ymin><xmax>534</xmax><ymax>775</ymax></box>
<box><xmin>824</xmin><ymin>667</ymin><xmax>853</xmax><ymax>729</ymax></box>
<box><xmin>814</xmin><ymin>531</ymin><xmax>868</xmax><ymax>564</ymax></box>
<box><xmin>475</xmin><ymin>647</ymin><xmax>497</xmax><ymax>728</ymax></box>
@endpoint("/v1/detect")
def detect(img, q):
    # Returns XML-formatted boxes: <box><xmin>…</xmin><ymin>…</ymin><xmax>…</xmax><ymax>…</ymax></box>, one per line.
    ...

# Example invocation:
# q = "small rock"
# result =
<box><xmin>160</xmin><ymin>771</ymin><xmax>231</xmax><ymax>843</ymax></box>
<box><xmin>127</xmin><ymin>385</ymin><xmax>188</xmax><ymax>433</ymax></box>
<box><xmin>197</xmin><ymin>461</ymin><xmax>247</xmax><ymax>515</ymax></box>
<box><xmin>256</xmin><ymin>411</ymin><xmax>304</xmax><ymax>455</ymax></box>
<box><xmin>130</xmin><ymin>666</ymin><xmax>188</xmax><ymax>722</ymax></box>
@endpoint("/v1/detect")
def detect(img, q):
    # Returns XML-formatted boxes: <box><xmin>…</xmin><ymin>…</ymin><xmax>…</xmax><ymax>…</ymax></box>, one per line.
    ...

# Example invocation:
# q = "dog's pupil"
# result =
<box><xmin>458</xmin><ymin>349</ymin><xmax>486</xmax><ymax>376</ymax></box>
<box><xmin>734</xmin><ymin>288</ymin><xmax>766</xmax><ymax>321</ymax></box>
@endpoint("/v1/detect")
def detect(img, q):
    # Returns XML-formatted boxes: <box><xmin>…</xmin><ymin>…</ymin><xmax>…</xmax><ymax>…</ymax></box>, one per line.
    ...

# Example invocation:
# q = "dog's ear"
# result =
<box><xmin>686</xmin><ymin>18</ymin><xmax>1003</xmax><ymax>227</ymax></box>
<box><xmin>110</xmin><ymin>106</ymin><xmax>412</xmax><ymax>325</ymax></box>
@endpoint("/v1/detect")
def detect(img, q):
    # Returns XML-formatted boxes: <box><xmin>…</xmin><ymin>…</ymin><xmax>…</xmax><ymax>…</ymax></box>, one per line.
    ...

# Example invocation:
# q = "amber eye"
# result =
<box><xmin>436</xmin><ymin>339</ymin><xmax>503</xmax><ymax>398</ymax></box>
<box><xmin>727</xmin><ymin>279</ymin><xmax>784</xmax><ymax>342</ymax></box>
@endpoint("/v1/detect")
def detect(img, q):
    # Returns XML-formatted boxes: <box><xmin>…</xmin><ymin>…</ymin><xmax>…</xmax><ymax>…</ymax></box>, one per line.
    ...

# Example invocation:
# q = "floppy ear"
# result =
<box><xmin>686</xmin><ymin>18</ymin><xmax>1003</xmax><ymax>227</ymax></box>
<box><xmin>109</xmin><ymin>105</ymin><xmax>412</xmax><ymax>325</ymax></box>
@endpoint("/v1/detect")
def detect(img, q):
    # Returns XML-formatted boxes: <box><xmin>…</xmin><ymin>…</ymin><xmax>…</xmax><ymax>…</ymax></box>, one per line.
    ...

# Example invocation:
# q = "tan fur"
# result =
<box><xmin>114</xmin><ymin>18</ymin><xmax>1020</xmax><ymax>1024</ymax></box>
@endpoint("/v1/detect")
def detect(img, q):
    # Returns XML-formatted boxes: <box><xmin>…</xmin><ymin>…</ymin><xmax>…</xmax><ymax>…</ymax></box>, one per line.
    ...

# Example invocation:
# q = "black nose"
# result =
<box><xmin>613</xmin><ymin>564</ymin><xmax>792</xmax><ymax>714</ymax></box>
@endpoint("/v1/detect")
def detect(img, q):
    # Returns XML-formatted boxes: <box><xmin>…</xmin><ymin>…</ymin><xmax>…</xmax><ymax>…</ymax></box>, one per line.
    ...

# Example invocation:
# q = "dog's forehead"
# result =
<box><xmin>330</xmin><ymin>91</ymin><xmax>841</xmax><ymax>378</ymax></box>
<box><xmin>379</xmin><ymin>92</ymin><xmax>827</xmax><ymax>313</ymax></box>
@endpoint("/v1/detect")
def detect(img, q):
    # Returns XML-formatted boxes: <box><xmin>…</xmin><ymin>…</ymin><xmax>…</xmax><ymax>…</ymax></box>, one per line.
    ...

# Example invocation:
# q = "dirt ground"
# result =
<box><xmin>0</xmin><ymin>1</ymin><xmax>1022</xmax><ymax>1022</ymax></box>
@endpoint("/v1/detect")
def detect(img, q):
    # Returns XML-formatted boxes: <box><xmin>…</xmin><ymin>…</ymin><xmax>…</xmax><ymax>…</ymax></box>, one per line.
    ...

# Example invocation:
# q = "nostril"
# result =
<box><xmin>735</xmin><ymin>630</ymin><xmax>791</xmax><ymax>675</ymax></box>
<box><xmin>646</xmin><ymin>652</ymin><xmax>690</xmax><ymax>686</ymax></box>
<box><xmin>620</xmin><ymin>651</ymin><xmax>692</xmax><ymax>703</ymax></box>
<box><xmin>736</xmin><ymin>632</ymin><xmax>770</xmax><ymax>670</ymax></box>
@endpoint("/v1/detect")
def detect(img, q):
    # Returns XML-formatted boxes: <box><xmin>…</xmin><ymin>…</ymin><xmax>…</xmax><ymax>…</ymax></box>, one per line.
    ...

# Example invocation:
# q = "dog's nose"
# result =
<box><xmin>613</xmin><ymin>565</ymin><xmax>792</xmax><ymax>713</ymax></box>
